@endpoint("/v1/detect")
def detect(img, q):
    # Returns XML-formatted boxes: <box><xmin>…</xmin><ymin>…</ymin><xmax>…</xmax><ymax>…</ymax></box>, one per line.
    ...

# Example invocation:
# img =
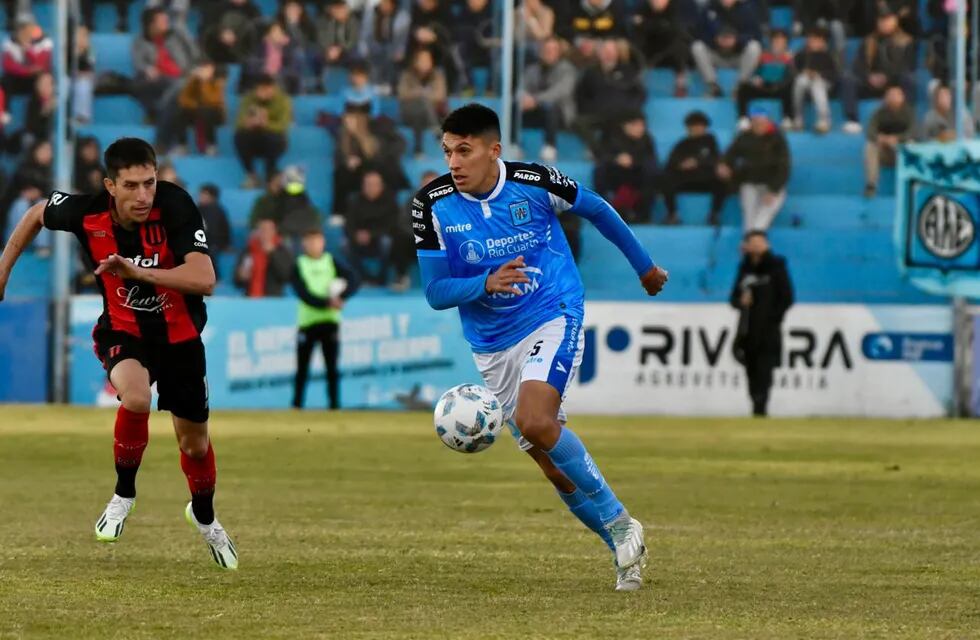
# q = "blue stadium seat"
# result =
<box><xmin>220</xmin><ymin>188</ymin><xmax>261</xmax><ymax>226</ymax></box>
<box><xmin>78</xmin><ymin>124</ymin><xmax>155</xmax><ymax>152</ymax></box>
<box><xmin>769</xmin><ymin>6</ymin><xmax>794</xmax><ymax>30</ymax></box>
<box><xmin>291</xmin><ymin>95</ymin><xmax>346</xmax><ymax>125</ymax></box>
<box><xmin>171</xmin><ymin>156</ymin><xmax>246</xmax><ymax>194</ymax></box>
<box><xmin>647</xmin><ymin>98</ymin><xmax>737</xmax><ymax>134</ymax></box>
<box><xmin>92</xmin><ymin>96</ymin><xmax>144</xmax><ymax>125</ymax></box>
<box><xmin>323</xmin><ymin>67</ymin><xmax>350</xmax><ymax>93</ymax></box>
<box><xmin>91</xmin><ymin>33</ymin><xmax>134</xmax><ymax>76</ymax></box>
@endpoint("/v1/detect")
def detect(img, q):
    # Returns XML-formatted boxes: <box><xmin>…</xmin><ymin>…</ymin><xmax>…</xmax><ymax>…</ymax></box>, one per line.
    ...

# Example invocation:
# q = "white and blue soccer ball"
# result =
<box><xmin>434</xmin><ymin>384</ymin><xmax>503</xmax><ymax>453</ymax></box>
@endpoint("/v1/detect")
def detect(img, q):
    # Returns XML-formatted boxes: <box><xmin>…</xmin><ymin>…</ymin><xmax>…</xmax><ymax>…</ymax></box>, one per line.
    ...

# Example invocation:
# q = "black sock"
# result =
<box><xmin>192</xmin><ymin>491</ymin><xmax>215</xmax><ymax>525</ymax></box>
<box><xmin>114</xmin><ymin>464</ymin><xmax>138</xmax><ymax>499</ymax></box>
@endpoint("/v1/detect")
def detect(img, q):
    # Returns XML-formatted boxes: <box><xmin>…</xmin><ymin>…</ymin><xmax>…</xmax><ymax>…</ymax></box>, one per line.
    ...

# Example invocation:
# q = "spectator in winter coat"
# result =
<box><xmin>234</xmin><ymin>74</ymin><xmax>292</xmax><ymax>187</ymax></box>
<box><xmin>594</xmin><ymin>112</ymin><xmax>659</xmax><ymax>224</ymax></box>
<box><xmin>718</xmin><ymin>105</ymin><xmax>791</xmax><ymax>231</ymax></box>
<box><xmin>345</xmin><ymin>170</ymin><xmax>399</xmax><ymax>285</ymax></box>
<box><xmin>690</xmin><ymin>0</ymin><xmax>762</xmax><ymax>97</ymax></box>
<box><xmin>243</xmin><ymin>21</ymin><xmax>305</xmax><ymax>95</ymax></box>
<box><xmin>571</xmin><ymin>0</ymin><xmax>629</xmax><ymax>57</ymax></box>
<box><xmin>736</xmin><ymin>30</ymin><xmax>795</xmax><ymax>128</ymax></box>
<box><xmin>864</xmin><ymin>84</ymin><xmax>914</xmax><ymax>197</ymax></box>
<box><xmin>197</xmin><ymin>183</ymin><xmax>232</xmax><ymax>276</ymax></box>
<box><xmin>1</xmin><ymin>14</ymin><xmax>52</xmax><ymax>95</ymax></box>
<box><xmin>662</xmin><ymin>110</ymin><xmax>728</xmax><ymax>225</ymax></box>
<box><xmin>921</xmin><ymin>84</ymin><xmax>975</xmax><ymax>142</ymax></box>
<box><xmin>131</xmin><ymin>8</ymin><xmax>196</xmax><ymax>130</ymax></box>
<box><xmin>234</xmin><ymin>219</ymin><xmax>295</xmax><ymax>297</ymax></box>
<box><xmin>453</xmin><ymin>0</ymin><xmax>496</xmax><ymax>92</ymax></box>
<box><xmin>792</xmin><ymin>26</ymin><xmax>840</xmax><ymax>133</ymax></box>
<box><xmin>841</xmin><ymin>8</ymin><xmax>916</xmax><ymax>133</ymax></box>
<box><xmin>358</xmin><ymin>0</ymin><xmax>410</xmax><ymax>90</ymax></box>
<box><xmin>521</xmin><ymin>37</ymin><xmax>578</xmax><ymax>163</ymax></box>
<box><xmin>573</xmin><ymin>39</ymin><xmax>646</xmax><ymax>153</ymax></box>
<box><xmin>316</xmin><ymin>0</ymin><xmax>362</xmax><ymax>68</ymax></box>
<box><xmin>176</xmin><ymin>60</ymin><xmax>226</xmax><ymax>155</ymax></box>
<box><xmin>398</xmin><ymin>48</ymin><xmax>448</xmax><ymax>156</ymax></box>
<box><xmin>201</xmin><ymin>0</ymin><xmax>262</xmax><ymax>65</ymax></box>
<box><xmin>791</xmin><ymin>0</ymin><xmax>846</xmax><ymax>56</ymax></box>
<box><xmin>632</xmin><ymin>0</ymin><xmax>693</xmax><ymax>97</ymax></box>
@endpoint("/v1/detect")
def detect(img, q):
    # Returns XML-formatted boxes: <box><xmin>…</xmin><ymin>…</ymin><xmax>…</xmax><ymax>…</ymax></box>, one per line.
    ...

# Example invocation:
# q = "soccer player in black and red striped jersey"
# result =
<box><xmin>0</xmin><ymin>138</ymin><xmax>238</xmax><ymax>570</ymax></box>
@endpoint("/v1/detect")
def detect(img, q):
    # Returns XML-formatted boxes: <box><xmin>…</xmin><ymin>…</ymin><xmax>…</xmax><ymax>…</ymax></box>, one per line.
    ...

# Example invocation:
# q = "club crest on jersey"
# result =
<box><xmin>509</xmin><ymin>200</ymin><xmax>531</xmax><ymax>227</ymax></box>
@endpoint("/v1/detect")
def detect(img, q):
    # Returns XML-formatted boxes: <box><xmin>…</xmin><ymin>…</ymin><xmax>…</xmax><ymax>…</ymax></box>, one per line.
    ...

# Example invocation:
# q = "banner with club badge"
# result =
<box><xmin>896</xmin><ymin>140</ymin><xmax>980</xmax><ymax>297</ymax></box>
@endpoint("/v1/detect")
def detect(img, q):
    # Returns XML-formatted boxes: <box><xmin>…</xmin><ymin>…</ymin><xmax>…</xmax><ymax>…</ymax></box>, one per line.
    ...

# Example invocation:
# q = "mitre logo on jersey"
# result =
<box><xmin>127</xmin><ymin>254</ymin><xmax>160</xmax><ymax>268</ymax></box>
<box><xmin>443</xmin><ymin>222</ymin><xmax>473</xmax><ymax>233</ymax></box>
<box><xmin>513</xmin><ymin>170</ymin><xmax>540</xmax><ymax>182</ymax></box>
<box><xmin>428</xmin><ymin>185</ymin><xmax>454</xmax><ymax>200</ymax></box>
<box><xmin>117</xmin><ymin>285</ymin><xmax>173</xmax><ymax>313</ymax></box>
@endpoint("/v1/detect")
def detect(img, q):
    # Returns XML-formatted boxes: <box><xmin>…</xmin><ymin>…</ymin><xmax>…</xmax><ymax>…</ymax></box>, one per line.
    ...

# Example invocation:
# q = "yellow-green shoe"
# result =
<box><xmin>184</xmin><ymin>502</ymin><xmax>238</xmax><ymax>570</ymax></box>
<box><xmin>95</xmin><ymin>495</ymin><xmax>135</xmax><ymax>542</ymax></box>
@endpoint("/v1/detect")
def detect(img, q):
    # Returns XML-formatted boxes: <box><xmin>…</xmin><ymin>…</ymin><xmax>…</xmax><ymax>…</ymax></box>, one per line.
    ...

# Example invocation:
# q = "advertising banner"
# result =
<box><xmin>565</xmin><ymin>303</ymin><xmax>953</xmax><ymax>417</ymax></box>
<box><xmin>896</xmin><ymin>140</ymin><xmax>980</xmax><ymax>297</ymax></box>
<box><xmin>0</xmin><ymin>299</ymin><xmax>48</xmax><ymax>402</ymax></box>
<box><xmin>69</xmin><ymin>296</ymin><xmax>479</xmax><ymax>410</ymax></box>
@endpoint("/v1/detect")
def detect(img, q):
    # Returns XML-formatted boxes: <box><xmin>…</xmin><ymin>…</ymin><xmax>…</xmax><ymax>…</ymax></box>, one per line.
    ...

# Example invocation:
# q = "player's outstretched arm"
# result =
<box><xmin>95</xmin><ymin>252</ymin><xmax>216</xmax><ymax>296</ymax></box>
<box><xmin>418</xmin><ymin>251</ymin><xmax>492</xmax><ymax>310</ymax></box>
<box><xmin>0</xmin><ymin>201</ymin><xmax>46</xmax><ymax>302</ymax></box>
<box><xmin>570</xmin><ymin>187</ymin><xmax>668</xmax><ymax>296</ymax></box>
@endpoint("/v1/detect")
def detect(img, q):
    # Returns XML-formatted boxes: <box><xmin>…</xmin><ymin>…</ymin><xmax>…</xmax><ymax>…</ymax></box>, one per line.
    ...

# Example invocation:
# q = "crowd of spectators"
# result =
<box><xmin>0</xmin><ymin>0</ymin><xmax>975</xmax><ymax>296</ymax></box>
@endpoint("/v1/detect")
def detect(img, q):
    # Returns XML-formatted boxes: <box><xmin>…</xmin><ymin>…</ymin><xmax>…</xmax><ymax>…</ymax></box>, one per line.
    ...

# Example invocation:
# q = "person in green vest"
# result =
<box><xmin>291</xmin><ymin>227</ymin><xmax>360</xmax><ymax>410</ymax></box>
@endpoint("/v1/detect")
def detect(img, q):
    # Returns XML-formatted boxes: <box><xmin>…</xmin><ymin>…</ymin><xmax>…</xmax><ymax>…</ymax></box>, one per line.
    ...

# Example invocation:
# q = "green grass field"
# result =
<box><xmin>2</xmin><ymin>407</ymin><xmax>980</xmax><ymax>639</ymax></box>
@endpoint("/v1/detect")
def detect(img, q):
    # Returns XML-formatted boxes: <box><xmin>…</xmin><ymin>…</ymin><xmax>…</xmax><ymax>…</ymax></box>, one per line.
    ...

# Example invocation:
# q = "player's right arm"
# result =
<box><xmin>0</xmin><ymin>200</ymin><xmax>49</xmax><ymax>302</ymax></box>
<box><xmin>412</xmin><ymin>192</ymin><xmax>528</xmax><ymax>310</ymax></box>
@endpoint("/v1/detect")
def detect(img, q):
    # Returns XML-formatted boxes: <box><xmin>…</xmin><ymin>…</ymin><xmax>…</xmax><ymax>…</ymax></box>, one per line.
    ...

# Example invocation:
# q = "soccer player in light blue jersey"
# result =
<box><xmin>413</xmin><ymin>104</ymin><xmax>668</xmax><ymax>591</ymax></box>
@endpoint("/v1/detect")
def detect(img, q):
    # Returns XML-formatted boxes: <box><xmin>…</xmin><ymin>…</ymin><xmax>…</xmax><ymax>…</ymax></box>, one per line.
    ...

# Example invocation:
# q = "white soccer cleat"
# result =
<box><xmin>95</xmin><ymin>495</ymin><xmax>135</xmax><ymax>542</ymax></box>
<box><xmin>606</xmin><ymin>513</ymin><xmax>646</xmax><ymax>570</ymax></box>
<box><xmin>615</xmin><ymin>561</ymin><xmax>644</xmax><ymax>592</ymax></box>
<box><xmin>185</xmin><ymin>502</ymin><xmax>239</xmax><ymax>570</ymax></box>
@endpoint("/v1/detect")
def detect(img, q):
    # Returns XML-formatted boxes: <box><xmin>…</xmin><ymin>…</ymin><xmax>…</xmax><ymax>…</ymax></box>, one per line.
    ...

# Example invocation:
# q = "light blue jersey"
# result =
<box><xmin>413</xmin><ymin>159</ymin><xmax>655</xmax><ymax>353</ymax></box>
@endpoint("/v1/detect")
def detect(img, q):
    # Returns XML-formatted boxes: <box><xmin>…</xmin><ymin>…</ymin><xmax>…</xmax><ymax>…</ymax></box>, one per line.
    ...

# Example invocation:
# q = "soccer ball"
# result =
<box><xmin>433</xmin><ymin>384</ymin><xmax>504</xmax><ymax>453</ymax></box>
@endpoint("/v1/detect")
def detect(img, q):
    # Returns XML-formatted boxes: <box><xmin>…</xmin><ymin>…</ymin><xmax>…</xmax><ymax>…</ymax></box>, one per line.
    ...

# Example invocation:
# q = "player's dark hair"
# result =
<box><xmin>743</xmin><ymin>230</ymin><xmax>768</xmax><ymax>241</ymax></box>
<box><xmin>441</xmin><ymin>103</ymin><xmax>501</xmax><ymax>141</ymax></box>
<box><xmin>103</xmin><ymin>137</ymin><xmax>157</xmax><ymax>180</ymax></box>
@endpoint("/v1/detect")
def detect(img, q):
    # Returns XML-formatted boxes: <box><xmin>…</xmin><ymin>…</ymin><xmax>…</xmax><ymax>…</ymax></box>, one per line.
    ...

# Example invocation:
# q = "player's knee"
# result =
<box><xmin>120</xmin><ymin>388</ymin><xmax>152</xmax><ymax>414</ymax></box>
<box><xmin>178</xmin><ymin>435</ymin><xmax>210</xmax><ymax>459</ymax></box>
<box><xmin>515</xmin><ymin>410</ymin><xmax>559</xmax><ymax>448</ymax></box>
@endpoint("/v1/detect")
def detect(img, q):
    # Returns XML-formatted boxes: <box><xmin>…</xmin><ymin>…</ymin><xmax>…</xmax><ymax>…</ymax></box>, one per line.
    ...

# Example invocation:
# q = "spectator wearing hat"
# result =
<box><xmin>520</xmin><ymin>36</ymin><xmax>577</xmax><ymax>163</ymax></box>
<box><xmin>291</xmin><ymin>226</ymin><xmax>361</xmax><ymax>411</ymax></box>
<box><xmin>593</xmin><ymin>111</ymin><xmax>659</xmax><ymax>224</ymax></box>
<box><xmin>690</xmin><ymin>0</ymin><xmax>762</xmax><ymax>98</ymax></box>
<box><xmin>234</xmin><ymin>219</ymin><xmax>295</xmax><ymax>297</ymax></box>
<box><xmin>792</xmin><ymin>26</ymin><xmax>839</xmax><ymax>134</ymax></box>
<box><xmin>863</xmin><ymin>84</ymin><xmax>914</xmax><ymax>197</ymax></box>
<box><xmin>1</xmin><ymin>14</ymin><xmax>52</xmax><ymax>96</ymax></box>
<box><xmin>398</xmin><ymin>47</ymin><xmax>448</xmax><ymax>157</ymax></box>
<box><xmin>735</xmin><ymin>29</ymin><xmax>795</xmax><ymax>130</ymax></box>
<box><xmin>234</xmin><ymin>74</ymin><xmax>292</xmax><ymax>188</ymax></box>
<box><xmin>662</xmin><ymin>110</ymin><xmax>727</xmax><ymax>225</ymax></box>
<box><xmin>718</xmin><ymin>105</ymin><xmax>790</xmax><ymax>231</ymax></box>
<box><xmin>841</xmin><ymin>7</ymin><xmax>916</xmax><ymax>134</ymax></box>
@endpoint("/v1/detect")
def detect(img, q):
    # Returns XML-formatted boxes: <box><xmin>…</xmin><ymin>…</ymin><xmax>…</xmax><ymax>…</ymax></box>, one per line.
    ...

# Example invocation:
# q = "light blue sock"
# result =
<box><xmin>558</xmin><ymin>488</ymin><xmax>615</xmax><ymax>551</ymax></box>
<box><xmin>547</xmin><ymin>427</ymin><xmax>625</xmax><ymax>524</ymax></box>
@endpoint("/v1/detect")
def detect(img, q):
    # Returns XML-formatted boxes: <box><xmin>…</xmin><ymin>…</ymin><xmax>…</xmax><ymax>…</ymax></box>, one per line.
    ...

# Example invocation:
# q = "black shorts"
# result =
<box><xmin>94</xmin><ymin>329</ymin><xmax>210</xmax><ymax>423</ymax></box>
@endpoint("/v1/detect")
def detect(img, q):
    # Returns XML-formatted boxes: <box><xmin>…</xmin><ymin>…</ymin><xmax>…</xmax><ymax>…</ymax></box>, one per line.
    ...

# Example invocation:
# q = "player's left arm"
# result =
<box><xmin>559</xmin><ymin>175</ymin><xmax>668</xmax><ymax>296</ymax></box>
